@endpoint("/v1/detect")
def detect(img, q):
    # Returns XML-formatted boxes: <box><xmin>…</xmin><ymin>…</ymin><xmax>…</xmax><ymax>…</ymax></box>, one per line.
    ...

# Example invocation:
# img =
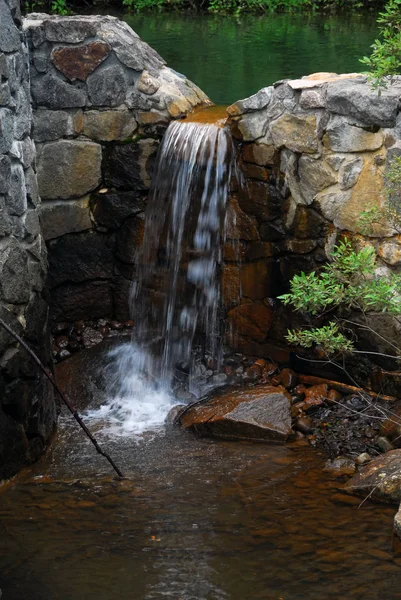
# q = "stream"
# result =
<box><xmin>0</xmin><ymin>341</ymin><xmax>401</xmax><ymax>600</ymax></box>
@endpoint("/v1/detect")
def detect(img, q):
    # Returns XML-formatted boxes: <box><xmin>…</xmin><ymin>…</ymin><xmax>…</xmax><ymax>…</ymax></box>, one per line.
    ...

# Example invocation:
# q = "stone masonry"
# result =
<box><xmin>23</xmin><ymin>14</ymin><xmax>210</xmax><ymax>323</ymax></box>
<box><xmin>0</xmin><ymin>0</ymin><xmax>56</xmax><ymax>479</ymax></box>
<box><xmin>224</xmin><ymin>73</ymin><xmax>401</xmax><ymax>390</ymax></box>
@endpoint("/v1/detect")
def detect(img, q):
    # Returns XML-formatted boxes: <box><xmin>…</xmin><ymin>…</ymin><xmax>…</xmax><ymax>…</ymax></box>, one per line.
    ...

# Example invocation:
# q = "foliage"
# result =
<box><xmin>359</xmin><ymin>155</ymin><xmax>401</xmax><ymax>234</ymax></box>
<box><xmin>360</xmin><ymin>0</ymin><xmax>401</xmax><ymax>89</ymax></box>
<box><xmin>121</xmin><ymin>0</ymin><xmax>384</xmax><ymax>15</ymax></box>
<box><xmin>25</xmin><ymin>0</ymin><xmax>70</xmax><ymax>14</ymax></box>
<box><xmin>285</xmin><ymin>322</ymin><xmax>355</xmax><ymax>353</ymax></box>
<box><xmin>278</xmin><ymin>239</ymin><xmax>401</xmax><ymax>355</ymax></box>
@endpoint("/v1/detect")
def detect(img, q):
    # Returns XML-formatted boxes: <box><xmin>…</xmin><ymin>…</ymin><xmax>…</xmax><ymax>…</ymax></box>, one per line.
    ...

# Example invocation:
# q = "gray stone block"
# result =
<box><xmin>37</xmin><ymin>139</ymin><xmax>101</xmax><ymax>200</ymax></box>
<box><xmin>0</xmin><ymin>237</ymin><xmax>30</xmax><ymax>303</ymax></box>
<box><xmin>33</xmin><ymin>109</ymin><xmax>77</xmax><ymax>142</ymax></box>
<box><xmin>98</xmin><ymin>19</ymin><xmax>165</xmax><ymax>73</ymax></box>
<box><xmin>48</xmin><ymin>230</ymin><xmax>113</xmax><ymax>287</ymax></box>
<box><xmin>0</xmin><ymin>82</ymin><xmax>11</xmax><ymax>106</ymax></box>
<box><xmin>7</xmin><ymin>162</ymin><xmax>27</xmax><ymax>216</ymax></box>
<box><xmin>40</xmin><ymin>197</ymin><xmax>92</xmax><ymax>240</ymax></box>
<box><xmin>25</xmin><ymin>166</ymin><xmax>40</xmax><ymax>207</ymax></box>
<box><xmin>14</xmin><ymin>87</ymin><xmax>32</xmax><ymax>140</ymax></box>
<box><xmin>87</xmin><ymin>64</ymin><xmax>128</xmax><ymax>107</ymax></box>
<box><xmin>0</xmin><ymin>196</ymin><xmax>11</xmax><ymax>237</ymax></box>
<box><xmin>0</xmin><ymin>0</ymin><xmax>21</xmax><ymax>53</ymax></box>
<box><xmin>326</xmin><ymin>79</ymin><xmax>401</xmax><ymax>128</ymax></box>
<box><xmin>82</xmin><ymin>109</ymin><xmax>137</xmax><ymax>141</ymax></box>
<box><xmin>44</xmin><ymin>17</ymin><xmax>98</xmax><ymax>43</ymax></box>
<box><xmin>0</xmin><ymin>155</ymin><xmax>11</xmax><ymax>194</ymax></box>
<box><xmin>0</xmin><ymin>108</ymin><xmax>14</xmax><ymax>153</ymax></box>
<box><xmin>31</xmin><ymin>73</ymin><xmax>86</xmax><ymax>109</ymax></box>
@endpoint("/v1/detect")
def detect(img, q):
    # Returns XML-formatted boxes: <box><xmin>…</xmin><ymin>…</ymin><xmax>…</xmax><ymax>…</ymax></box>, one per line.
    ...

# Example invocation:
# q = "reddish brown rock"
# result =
<box><xmin>240</xmin><ymin>261</ymin><xmax>272</xmax><ymax>300</ymax></box>
<box><xmin>295</xmin><ymin>416</ymin><xmax>314</xmax><ymax>434</ymax></box>
<box><xmin>304</xmin><ymin>383</ymin><xmax>329</xmax><ymax>408</ymax></box>
<box><xmin>180</xmin><ymin>384</ymin><xmax>292</xmax><ymax>443</ymax></box>
<box><xmin>51</xmin><ymin>42</ymin><xmax>110</xmax><ymax>81</ymax></box>
<box><xmin>227</xmin><ymin>303</ymin><xmax>273</xmax><ymax>342</ymax></box>
<box><xmin>326</xmin><ymin>389</ymin><xmax>343</xmax><ymax>405</ymax></box>
<box><xmin>279</xmin><ymin>368</ymin><xmax>298</xmax><ymax>390</ymax></box>
<box><xmin>245</xmin><ymin>365</ymin><xmax>262</xmax><ymax>381</ymax></box>
<box><xmin>293</xmin><ymin>384</ymin><xmax>307</xmax><ymax>400</ymax></box>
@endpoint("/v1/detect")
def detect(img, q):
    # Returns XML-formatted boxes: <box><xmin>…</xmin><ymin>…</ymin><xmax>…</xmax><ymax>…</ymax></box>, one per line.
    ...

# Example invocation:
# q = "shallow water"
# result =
<box><xmin>1</xmin><ymin>344</ymin><xmax>401</xmax><ymax>599</ymax></box>
<box><xmin>122</xmin><ymin>12</ymin><xmax>378</xmax><ymax>104</ymax></box>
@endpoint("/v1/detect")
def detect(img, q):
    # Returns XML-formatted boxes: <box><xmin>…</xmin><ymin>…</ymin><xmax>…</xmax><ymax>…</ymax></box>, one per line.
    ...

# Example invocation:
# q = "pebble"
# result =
<box><xmin>377</xmin><ymin>436</ymin><xmax>394</xmax><ymax>453</ymax></box>
<box><xmin>245</xmin><ymin>365</ymin><xmax>262</xmax><ymax>381</ymax></box>
<box><xmin>355</xmin><ymin>452</ymin><xmax>371</xmax><ymax>465</ymax></box>
<box><xmin>53</xmin><ymin>322</ymin><xmax>69</xmax><ymax>334</ymax></box>
<box><xmin>279</xmin><ymin>368</ymin><xmax>298</xmax><ymax>390</ymax></box>
<box><xmin>295</xmin><ymin>416</ymin><xmax>314</xmax><ymax>434</ymax></box>
<box><xmin>326</xmin><ymin>389</ymin><xmax>342</xmax><ymax>405</ymax></box>
<box><xmin>81</xmin><ymin>327</ymin><xmax>103</xmax><ymax>349</ymax></box>
<box><xmin>55</xmin><ymin>335</ymin><xmax>69</xmax><ymax>349</ymax></box>
<box><xmin>263</xmin><ymin>363</ymin><xmax>277</xmax><ymax>377</ymax></box>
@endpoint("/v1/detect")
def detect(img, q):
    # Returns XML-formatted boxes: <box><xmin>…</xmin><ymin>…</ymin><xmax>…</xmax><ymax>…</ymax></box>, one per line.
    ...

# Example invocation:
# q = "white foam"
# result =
<box><xmin>84</xmin><ymin>343</ymin><xmax>176</xmax><ymax>439</ymax></box>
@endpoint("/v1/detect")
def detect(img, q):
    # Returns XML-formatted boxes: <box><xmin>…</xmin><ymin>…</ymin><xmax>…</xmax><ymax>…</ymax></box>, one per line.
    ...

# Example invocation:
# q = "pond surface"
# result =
<box><xmin>1</xmin><ymin>344</ymin><xmax>401</xmax><ymax>600</ymax></box>
<box><xmin>122</xmin><ymin>12</ymin><xmax>378</xmax><ymax>104</ymax></box>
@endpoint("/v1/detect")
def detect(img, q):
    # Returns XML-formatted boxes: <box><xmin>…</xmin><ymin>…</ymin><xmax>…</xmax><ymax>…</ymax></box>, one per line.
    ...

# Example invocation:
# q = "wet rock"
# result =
<box><xmin>395</xmin><ymin>504</ymin><xmax>401</xmax><ymax>544</ymax></box>
<box><xmin>344</xmin><ymin>449</ymin><xmax>401</xmax><ymax>504</ymax></box>
<box><xmin>81</xmin><ymin>327</ymin><xmax>103</xmax><ymax>349</ymax></box>
<box><xmin>165</xmin><ymin>405</ymin><xmax>185</xmax><ymax>425</ymax></box>
<box><xmin>304</xmin><ymin>384</ymin><xmax>328</xmax><ymax>409</ymax></box>
<box><xmin>377</xmin><ymin>436</ymin><xmax>395</xmax><ymax>453</ymax></box>
<box><xmin>55</xmin><ymin>335</ymin><xmax>69</xmax><ymax>349</ymax></box>
<box><xmin>227</xmin><ymin>303</ymin><xmax>273</xmax><ymax>343</ymax></box>
<box><xmin>326</xmin><ymin>389</ymin><xmax>342</xmax><ymax>405</ymax></box>
<box><xmin>295</xmin><ymin>416</ymin><xmax>314</xmax><ymax>434</ymax></box>
<box><xmin>324</xmin><ymin>457</ymin><xmax>356</xmax><ymax>477</ymax></box>
<box><xmin>293</xmin><ymin>384</ymin><xmax>307</xmax><ymax>401</ymax></box>
<box><xmin>380</xmin><ymin>405</ymin><xmax>401</xmax><ymax>448</ymax></box>
<box><xmin>57</xmin><ymin>348</ymin><xmax>71</xmax><ymax>361</ymax></box>
<box><xmin>279</xmin><ymin>368</ymin><xmax>298</xmax><ymax>390</ymax></box>
<box><xmin>355</xmin><ymin>452</ymin><xmax>371</xmax><ymax>465</ymax></box>
<box><xmin>245</xmin><ymin>365</ymin><xmax>262</xmax><ymax>381</ymax></box>
<box><xmin>180</xmin><ymin>384</ymin><xmax>292</xmax><ymax>443</ymax></box>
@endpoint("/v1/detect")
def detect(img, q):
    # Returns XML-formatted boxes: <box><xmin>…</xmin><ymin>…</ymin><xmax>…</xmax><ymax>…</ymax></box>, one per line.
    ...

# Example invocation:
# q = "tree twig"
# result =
<box><xmin>0</xmin><ymin>316</ymin><xmax>125</xmax><ymax>479</ymax></box>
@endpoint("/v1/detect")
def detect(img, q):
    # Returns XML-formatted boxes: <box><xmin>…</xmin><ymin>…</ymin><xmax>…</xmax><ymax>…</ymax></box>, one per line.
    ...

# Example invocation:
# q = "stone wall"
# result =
<box><xmin>225</xmin><ymin>73</ymin><xmax>401</xmax><ymax>388</ymax></box>
<box><xmin>23</xmin><ymin>14</ymin><xmax>210</xmax><ymax>323</ymax></box>
<box><xmin>0</xmin><ymin>0</ymin><xmax>56</xmax><ymax>479</ymax></box>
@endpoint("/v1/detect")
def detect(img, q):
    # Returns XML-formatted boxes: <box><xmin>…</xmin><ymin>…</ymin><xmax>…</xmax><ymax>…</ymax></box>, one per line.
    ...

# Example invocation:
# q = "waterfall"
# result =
<box><xmin>86</xmin><ymin>110</ymin><xmax>235</xmax><ymax>437</ymax></box>
<box><xmin>132</xmin><ymin>116</ymin><xmax>234</xmax><ymax>389</ymax></box>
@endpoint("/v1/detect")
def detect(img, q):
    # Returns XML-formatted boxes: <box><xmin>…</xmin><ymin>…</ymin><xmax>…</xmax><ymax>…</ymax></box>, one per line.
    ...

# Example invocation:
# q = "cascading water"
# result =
<box><xmin>86</xmin><ymin>108</ymin><xmax>237</xmax><ymax>438</ymax></box>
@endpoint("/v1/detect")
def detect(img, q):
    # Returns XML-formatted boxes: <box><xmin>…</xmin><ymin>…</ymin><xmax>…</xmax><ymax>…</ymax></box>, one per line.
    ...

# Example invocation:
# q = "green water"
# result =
<box><xmin>123</xmin><ymin>12</ymin><xmax>378</xmax><ymax>104</ymax></box>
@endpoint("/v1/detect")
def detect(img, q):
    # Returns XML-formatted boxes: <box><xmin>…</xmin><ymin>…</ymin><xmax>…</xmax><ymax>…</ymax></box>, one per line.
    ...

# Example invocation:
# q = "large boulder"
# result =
<box><xmin>344</xmin><ymin>449</ymin><xmax>401</xmax><ymax>504</ymax></box>
<box><xmin>179</xmin><ymin>384</ymin><xmax>292</xmax><ymax>443</ymax></box>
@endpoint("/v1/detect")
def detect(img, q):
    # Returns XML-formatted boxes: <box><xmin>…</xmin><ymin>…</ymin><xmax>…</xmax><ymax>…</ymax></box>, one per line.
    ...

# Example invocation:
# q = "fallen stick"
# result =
<box><xmin>298</xmin><ymin>374</ymin><xmax>397</xmax><ymax>403</ymax></box>
<box><xmin>0</xmin><ymin>316</ymin><xmax>125</xmax><ymax>478</ymax></box>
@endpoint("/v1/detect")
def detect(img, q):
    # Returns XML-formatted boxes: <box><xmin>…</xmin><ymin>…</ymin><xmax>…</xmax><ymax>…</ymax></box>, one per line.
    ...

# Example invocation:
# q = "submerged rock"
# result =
<box><xmin>179</xmin><ymin>384</ymin><xmax>292</xmax><ymax>443</ymax></box>
<box><xmin>344</xmin><ymin>449</ymin><xmax>401</xmax><ymax>504</ymax></box>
